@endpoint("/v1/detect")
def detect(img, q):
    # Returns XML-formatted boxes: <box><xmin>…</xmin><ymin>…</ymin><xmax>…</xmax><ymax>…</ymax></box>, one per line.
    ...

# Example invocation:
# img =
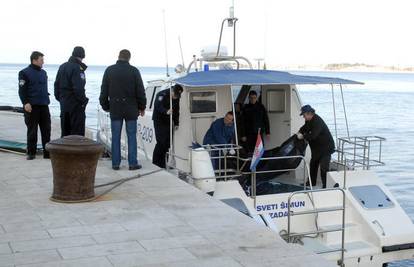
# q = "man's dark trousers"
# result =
<box><xmin>24</xmin><ymin>105</ymin><xmax>51</xmax><ymax>156</ymax></box>
<box><xmin>152</xmin><ymin>122</ymin><xmax>170</xmax><ymax>168</ymax></box>
<box><xmin>309</xmin><ymin>154</ymin><xmax>331</xmax><ymax>188</ymax></box>
<box><xmin>60</xmin><ymin>106</ymin><xmax>86</xmax><ymax>137</ymax></box>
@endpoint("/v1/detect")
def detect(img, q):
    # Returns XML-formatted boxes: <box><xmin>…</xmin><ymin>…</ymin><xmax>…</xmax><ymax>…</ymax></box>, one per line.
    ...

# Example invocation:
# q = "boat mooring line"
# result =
<box><xmin>50</xmin><ymin>168</ymin><xmax>163</xmax><ymax>204</ymax></box>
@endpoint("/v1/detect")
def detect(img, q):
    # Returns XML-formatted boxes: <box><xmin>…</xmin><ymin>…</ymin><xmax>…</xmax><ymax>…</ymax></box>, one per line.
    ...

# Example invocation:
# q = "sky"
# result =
<box><xmin>1</xmin><ymin>0</ymin><xmax>414</xmax><ymax>67</ymax></box>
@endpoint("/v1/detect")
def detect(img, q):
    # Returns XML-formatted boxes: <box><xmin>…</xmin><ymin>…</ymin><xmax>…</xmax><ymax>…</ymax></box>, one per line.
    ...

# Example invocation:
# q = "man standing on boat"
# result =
<box><xmin>99</xmin><ymin>49</ymin><xmax>146</xmax><ymax>170</ymax></box>
<box><xmin>241</xmin><ymin>90</ymin><xmax>270</xmax><ymax>154</ymax></box>
<box><xmin>18</xmin><ymin>51</ymin><xmax>51</xmax><ymax>160</ymax></box>
<box><xmin>297</xmin><ymin>105</ymin><xmax>335</xmax><ymax>188</ymax></box>
<box><xmin>54</xmin><ymin>46</ymin><xmax>88</xmax><ymax>137</ymax></box>
<box><xmin>152</xmin><ymin>84</ymin><xmax>183</xmax><ymax>168</ymax></box>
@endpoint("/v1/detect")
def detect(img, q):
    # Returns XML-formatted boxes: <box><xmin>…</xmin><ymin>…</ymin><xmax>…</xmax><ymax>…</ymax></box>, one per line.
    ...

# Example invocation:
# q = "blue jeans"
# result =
<box><xmin>111</xmin><ymin>119</ymin><xmax>138</xmax><ymax>167</ymax></box>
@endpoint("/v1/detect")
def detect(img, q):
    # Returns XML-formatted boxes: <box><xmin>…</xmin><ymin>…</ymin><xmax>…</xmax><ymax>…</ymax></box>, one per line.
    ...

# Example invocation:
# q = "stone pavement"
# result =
<box><xmin>0</xmin><ymin>153</ymin><xmax>334</xmax><ymax>267</ymax></box>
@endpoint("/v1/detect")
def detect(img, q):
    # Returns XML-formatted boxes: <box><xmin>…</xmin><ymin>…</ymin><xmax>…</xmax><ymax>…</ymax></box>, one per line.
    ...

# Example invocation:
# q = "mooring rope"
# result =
<box><xmin>50</xmin><ymin>168</ymin><xmax>163</xmax><ymax>204</ymax></box>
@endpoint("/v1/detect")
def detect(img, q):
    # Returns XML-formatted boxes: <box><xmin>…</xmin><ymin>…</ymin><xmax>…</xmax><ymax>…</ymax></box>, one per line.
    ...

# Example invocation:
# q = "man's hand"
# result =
<box><xmin>166</xmin><ymin>109</ymin><xmax>172</xmax><ymax>115</ymax></box>
<box><xmin>241</xmin><ymin>136</ymin><xmax>247</xmax><ymax>142</ymax></box>
<box><xmin>296</xmin><ymin>132</ymin><xmax>304</xmax><ymax>140</ymax></box>
<box><xmin>24</xmin><ymin>103</ymin><xmax>32</xmax><ymax>113</ymax></box>
<box><xmin>139</xmin><ymin>110</ymin><xmax>145</xmax><ymax>116</ymax></box>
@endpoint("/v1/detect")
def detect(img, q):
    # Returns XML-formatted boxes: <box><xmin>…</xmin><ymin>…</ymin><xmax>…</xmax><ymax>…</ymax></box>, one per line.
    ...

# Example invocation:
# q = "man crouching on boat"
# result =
<box><xmin>297</xmin><ymin>105</ymin><xmax>335</xmax><ymax>188</ymax></box>
<box><xmin>203</xmin><ymin>111</ymin><xmax>235</xmax><ymax>170</ymax></box>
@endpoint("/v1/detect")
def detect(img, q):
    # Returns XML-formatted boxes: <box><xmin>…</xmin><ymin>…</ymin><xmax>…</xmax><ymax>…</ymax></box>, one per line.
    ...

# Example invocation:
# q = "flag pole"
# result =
<box><xmin>252</xmin><ymin>127</ymin><xmax>261</xmax><ymax>209</ymax></box>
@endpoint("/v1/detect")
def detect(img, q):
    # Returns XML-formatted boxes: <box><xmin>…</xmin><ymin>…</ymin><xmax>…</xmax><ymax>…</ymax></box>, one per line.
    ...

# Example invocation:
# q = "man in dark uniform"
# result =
<box><xmin>99</xmin><ymin>49</ymin><xmax>146</xmax><ymax>170</ymax></box>
<box><xmin>297</xmin><ymin>105</ymin><xmax>335</xmax><ymax>188</ymax></box>
<box><xmin>54</xmin><ymin>46</ymin><xmax>89</xmax><ymax>136</ymax></box>
<box><xmin>152</xmin><ymin>84</ymin><xmax>183</xmax><ymax>168</ymax></box>
<box><xmin>18</xmin><ymin>51</ymin><xmax>51</xmax><ymax>160</ymax></box>
<box><xmin>241</xmin><ymin>90</ymin><xmax>270</xmax><ymax>153</ymax></box>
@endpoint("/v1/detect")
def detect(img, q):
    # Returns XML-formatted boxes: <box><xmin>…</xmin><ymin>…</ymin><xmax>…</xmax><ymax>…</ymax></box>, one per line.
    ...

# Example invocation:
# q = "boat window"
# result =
<box><xmin>267</xmin><ymin>89</ymin><xmax>286</xmax><ymax>113</ymax></box>
<box><xmin>189</xmin><ymin>91</ymin><xmax>217</xmax><ymax>113</ymax></box>
<box><xmin>149</xmin><ymin>86</ymin><xmax>160</xmax><ymax>110</ymax></box>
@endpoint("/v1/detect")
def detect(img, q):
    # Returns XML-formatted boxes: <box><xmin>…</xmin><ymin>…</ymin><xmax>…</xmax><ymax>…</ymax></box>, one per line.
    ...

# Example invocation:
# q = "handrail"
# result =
<box><xmin>286</xmin><ymin>188</ymin><xmax>346</xmax><ymax>267</ymax></box>
<box><xmin>336</xmin><ymin>135</ymin><xmax>385</xmax><ymax>170</ymax></box>
<box><xmin>372</xmin><ymin>220</ymin><xmax>386</xmax><ymax>236</ymax></box>
<box><xmin>186</xmin><ymin>56</ymin><xmax>253</xmax><ymax>73</ymax></box>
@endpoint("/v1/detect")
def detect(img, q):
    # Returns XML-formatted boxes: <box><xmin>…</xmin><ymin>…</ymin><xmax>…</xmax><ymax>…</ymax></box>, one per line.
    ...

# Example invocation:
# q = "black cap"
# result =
<box><xmin>300</xmin><ymin>104</ymin><xmax>315</xmax><ymax>115</ymax></box>
<box><xmin>72</xmin><ymin>46</ymin><xmax>85</xmax><ymax>59</ymax></box>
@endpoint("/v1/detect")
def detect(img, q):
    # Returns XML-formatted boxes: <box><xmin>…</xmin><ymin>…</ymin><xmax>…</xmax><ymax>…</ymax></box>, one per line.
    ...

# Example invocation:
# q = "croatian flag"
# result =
<box><xmin>250</xmin><ymin>131</ymin><xmax>265</xmax><ymax>171</ymax></box>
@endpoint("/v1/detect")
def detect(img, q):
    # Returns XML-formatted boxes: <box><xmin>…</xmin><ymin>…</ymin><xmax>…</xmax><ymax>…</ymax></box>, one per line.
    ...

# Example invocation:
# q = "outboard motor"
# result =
<box><xmin>240</xmin><ymin>134</ymin><xmax>307</xmax><ymax>188</ymax></box>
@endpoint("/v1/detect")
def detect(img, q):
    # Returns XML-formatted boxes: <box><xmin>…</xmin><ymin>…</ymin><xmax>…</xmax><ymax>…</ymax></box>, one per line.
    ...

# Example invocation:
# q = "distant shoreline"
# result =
<box><xmin>2</xmin><ymin>62</ymin><xmax>414</xmax><ymax>74</ymax></box>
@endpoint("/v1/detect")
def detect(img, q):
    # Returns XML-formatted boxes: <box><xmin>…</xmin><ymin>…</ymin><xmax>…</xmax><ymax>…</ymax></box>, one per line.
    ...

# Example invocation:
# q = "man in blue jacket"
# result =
<box><xmin>203</xmin><ymin>111</ymin><xmax>235</xmax><ymax>169</ymax></box>
<box><xmin>54</xmin><ymin>46</ymin><xmax>89</xmax><ymax>136</ymax></box>
<box><xmin>18</xmin><ymin>51</ymin><xmax>51</xmax><ymax>160</ymax></box>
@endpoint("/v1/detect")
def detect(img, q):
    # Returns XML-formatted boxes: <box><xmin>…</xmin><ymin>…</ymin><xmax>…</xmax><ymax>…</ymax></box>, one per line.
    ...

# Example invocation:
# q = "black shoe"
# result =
<box><xmin>112</xmin><ymin>166</ymin><xmax>120</xmax><ymax>170</ymax></box>
<box><xmin>26</xmin><ymin>155</ymin><xmax>35</xmax><ymax>160</ymax></box>
<box><xmin>43</xmin><ymin>153</ymin><xmax>50</xmax><ymax>159</ymax></box>
<box><xmin>129</xmin><ymin>164</ymin><xmax>142</xmax><ymax>171</ymax></box>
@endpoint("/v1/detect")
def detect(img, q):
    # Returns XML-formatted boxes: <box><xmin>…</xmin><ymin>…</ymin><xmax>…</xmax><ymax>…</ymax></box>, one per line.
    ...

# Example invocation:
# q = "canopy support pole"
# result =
<box><xmin>331</xmin><ymin>84</ymin><xmax>338</xmax><ymax>146</ymax></box>
<box><xmin>340</xmin><ymin>84</ymin><xmax>350</xmax><ymax>139</ymax></box>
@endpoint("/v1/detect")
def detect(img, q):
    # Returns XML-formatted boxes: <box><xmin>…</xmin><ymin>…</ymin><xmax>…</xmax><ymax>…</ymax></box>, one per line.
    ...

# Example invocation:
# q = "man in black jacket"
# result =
<box><xmin>99</xmin><ymin>49</ymin><xmax>147</xmax><ymax>170</ymax></box>
<box><xmin>241</xmin><ymin>90</ymin><xmax>270</xmax><ymax>153</ymax></box>
<box><xmin>152</xmin><ymin>85</ymin><xmax>183</xmax><ymax>168</ymax></box>
<box><xmin>54</xmin><ymin>46</ymin><xmax>89</xmax><ymax>137</ymax></box>
<box><xmin>18</xmin><ymin>51</ymin><xmax>51</xmax><ymax>160</ymax></box>
<box><xmin>297</xmin><ymin>105</ymin><xmax>335</xmax><ymax>188</ymax></box>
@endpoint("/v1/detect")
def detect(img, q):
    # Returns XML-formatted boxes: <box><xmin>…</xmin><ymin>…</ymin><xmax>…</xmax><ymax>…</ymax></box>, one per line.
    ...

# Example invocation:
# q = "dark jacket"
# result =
<box><xmin>299</xmin><ymin>114</ymin><xmax>335</xmax><ymax>157</ymax></box>
<box><xmin>203</xmin><ymin>118</ymin><xmax>235</xmax><ymax>145</ymax></box>
<box><xmin>99</xmin><ymin>60</ymin><xmax>146</xmax><ymax>120</ymax></box>
<box><xmin>241</xmin><ymin>102</ymin><xmax>270</xmax><ymax>136</ymax></box>
<box><xmin>18</xmin><ymin>64</ymin><xmax>50</xmax><ymax>106</ymax></box>
<box><xmin>152</xmin><ymin>89</ymin><xmax>180</xmax><ymax>126</ymax></box>
<box><xmin>54</xmin><ymin>56</ymin><xmax>88</xmax><ymax>112</ymax></box>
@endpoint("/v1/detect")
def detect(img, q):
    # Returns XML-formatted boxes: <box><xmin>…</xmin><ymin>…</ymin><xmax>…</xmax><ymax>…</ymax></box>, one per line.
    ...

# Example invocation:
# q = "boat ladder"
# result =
<box><xmin>286</xmin><ymin>188</ymin><xmax>346</xmax><ymax>267</ymax></box>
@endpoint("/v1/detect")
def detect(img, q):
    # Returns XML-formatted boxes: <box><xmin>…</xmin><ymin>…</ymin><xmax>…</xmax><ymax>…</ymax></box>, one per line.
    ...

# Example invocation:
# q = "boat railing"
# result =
<box><xmin>336</xmin><ymin>135</ymin><xmax>385</xmax><ymax>170</ymax></box>
<box><xmin>237</xmin><ymin>155</ymin><xmax>312</xmax><ymax>207</ymax></box>
<box><xmin>170</xmin><ymin>145</ymin><xmax>313</xmax><ymax>199</ymax></box>
<box><xmin>186</xmin><ymin>56</ymin><xmax>253</xmax><ymax>73</ymax></box>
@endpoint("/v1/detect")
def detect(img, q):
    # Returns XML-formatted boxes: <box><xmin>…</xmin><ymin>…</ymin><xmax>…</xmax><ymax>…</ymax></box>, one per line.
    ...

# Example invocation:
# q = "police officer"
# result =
<box><xmin>152</xmin><ymin>84</ymin><xmax>183</xmax><ymax>168</ymax></box>
<box><xmin>18</xmin><ymin>51</ymin><xmax>51</xmax><ymax>160</ymax></box>
<box><xmin>99</xmin><ymin>49</ymin><xmax>147</xmax><ymax>170</ymax></box>
<box><xmin>54</xmin><ymin>46</ymin><xmax>89</xmax><ymax>136</ymax></box>
<box><xmin>297</xmin><ymin>105</ymin><xmax>335</xmax><ymax>188</ymax></box>
<box><xmin>241</xmin><ymin>90</ymin><xmax>270</xmax><ymax>153</ymax></box>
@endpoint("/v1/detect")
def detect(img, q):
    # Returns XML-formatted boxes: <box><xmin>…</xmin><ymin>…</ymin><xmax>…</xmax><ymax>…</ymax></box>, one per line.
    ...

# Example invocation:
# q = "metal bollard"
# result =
<box><xmin>46</xmin><ymin>135</ymin><xmax>104</xmax><ymax>202</ymax></box>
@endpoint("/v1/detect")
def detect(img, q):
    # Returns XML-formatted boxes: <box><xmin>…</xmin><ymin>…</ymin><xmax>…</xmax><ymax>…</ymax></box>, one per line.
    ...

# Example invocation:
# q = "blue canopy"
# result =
<box><xmin>174</xmin><ymin>70</ymin><xmax>363</xmax><ymax>87</ymax></box>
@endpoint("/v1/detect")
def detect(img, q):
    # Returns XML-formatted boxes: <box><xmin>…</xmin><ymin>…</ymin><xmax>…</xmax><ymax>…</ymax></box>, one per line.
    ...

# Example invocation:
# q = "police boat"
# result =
<box><xmin>97</xmin><ymin>15</ymin><xmax>414</xmax><ymax>267</ymax></box>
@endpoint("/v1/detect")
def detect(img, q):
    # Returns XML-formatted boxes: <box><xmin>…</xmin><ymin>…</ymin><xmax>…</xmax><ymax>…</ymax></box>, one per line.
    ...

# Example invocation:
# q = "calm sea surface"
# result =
<box><xmin>1</xmin><ymin>64</ymin><xmax>413</xmax><ymax>266</ymax></box>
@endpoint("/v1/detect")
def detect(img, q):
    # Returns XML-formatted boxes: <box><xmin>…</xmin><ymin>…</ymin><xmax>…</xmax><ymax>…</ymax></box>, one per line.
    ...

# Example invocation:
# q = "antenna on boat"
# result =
<box><xmin>178</xmin><ymin>36</ymin><xmax>185</xmax><ymax>67</ymax></box>
<box><xmin>216</xmin><ymin>0</ymin><xmax>238</xmax><ymax>57</ymax></box>
<box><xmin>162</xmin><ymin>9</ymin><xmax>170</xmax><ymax>77</ymax></box>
